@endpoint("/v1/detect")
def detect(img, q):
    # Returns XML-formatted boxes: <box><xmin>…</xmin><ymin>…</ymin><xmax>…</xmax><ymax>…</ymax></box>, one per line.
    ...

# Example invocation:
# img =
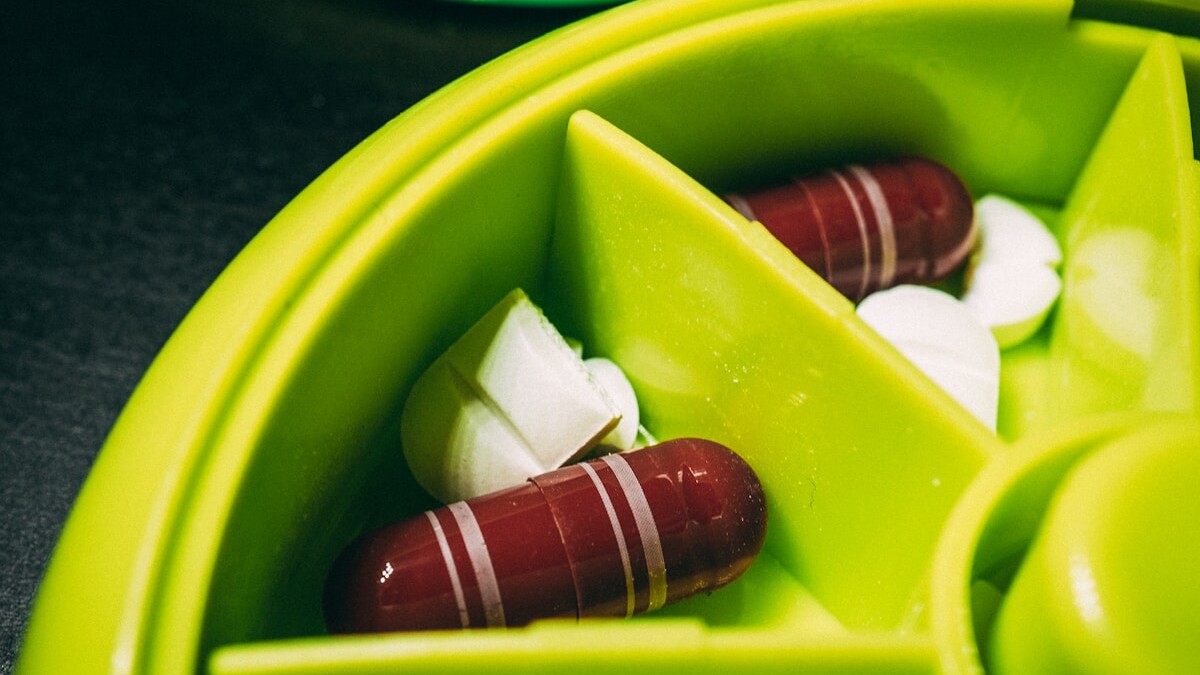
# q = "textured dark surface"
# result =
<box><xmin>0</xmin><ymin>1</ymin><xmax>604</xmax><ymax>670</ymax></box>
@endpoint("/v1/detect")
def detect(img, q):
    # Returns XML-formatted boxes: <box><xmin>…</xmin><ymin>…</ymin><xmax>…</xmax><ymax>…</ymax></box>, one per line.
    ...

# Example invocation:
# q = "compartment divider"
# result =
<box><xmin>1044</xmin><ymin>34</ymin><xmax>1200</xmax><ymax>427</ymax></box>
<box><xmin>207</xmin><ymin>627</ymin><xmax>936</xmax><ymax>675</ymax></box>
<box><xmin>546</xmin><ymin>109</ymin><xmax>1001</xmax><ymax>631</ymax></box>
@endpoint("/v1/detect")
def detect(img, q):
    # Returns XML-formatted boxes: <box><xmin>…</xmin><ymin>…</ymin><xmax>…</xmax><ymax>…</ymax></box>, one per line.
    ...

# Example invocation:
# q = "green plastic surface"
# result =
<box><xmin>999</xmin><ymin>32</ymin><xmax>1200</xmax><ymax>436</ymax></box>
<box><xmin>17</xmin><ymin>0</ymin><xmax>1200</xmax><ymax>674</ymax></box>
<box><xmin>928</xmin><ymin>413</ymin><xmax>1199</xmax><ymax>675</ymax></box>
<box><xmin>988</xmin><ymin>419</ymin><xmax>1200</xmax><ymax>674</ymax></box>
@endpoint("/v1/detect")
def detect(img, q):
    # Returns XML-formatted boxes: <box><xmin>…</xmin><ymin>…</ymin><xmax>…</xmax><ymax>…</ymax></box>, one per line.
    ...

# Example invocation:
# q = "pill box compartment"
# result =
<box><xmin>18</xmin><ymin>1</ymin><xmax>1200</xmax><ymax>674</ymax></box>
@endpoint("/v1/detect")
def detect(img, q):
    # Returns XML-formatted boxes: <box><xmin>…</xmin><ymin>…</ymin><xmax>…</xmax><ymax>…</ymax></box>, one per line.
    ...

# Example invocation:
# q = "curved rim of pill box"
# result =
<box><xmin>17</xmin><ymin>1</ymin><xmax>1200</xmax><ymax>674</ymax></box>
<box><xmin>928</xmin><ymin>413</ymin><xmax>1200</xmax><ymax>674</ymax></box>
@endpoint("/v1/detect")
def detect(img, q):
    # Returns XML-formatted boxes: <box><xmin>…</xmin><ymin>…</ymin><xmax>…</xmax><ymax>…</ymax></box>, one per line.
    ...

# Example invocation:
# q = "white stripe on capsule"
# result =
<box><xmin>600</xmin><ymin>454</ymin><xmax>668</xmax><ymax>611</ymax></box>
<box><xmin>580</xmin><ymin>462</ymin><xmax>636</xmax><ymax>617</ymax></box>
<box><xmin>426</xmin><ymin>510</ymin><xmax>470</xmax><ymax>628</ymax></box>
<box><xmin>850</xmin><ymin>164</ymin><xmax>898</xmax><ymax>289</ymax></box>
<box><xmin>829</xmin><ymin>169</ymin><xmax>872</xmax><ymax>300</ymax></box>
<box><xmin>447</xmin><ymin>501</ymin><xmax>506</xmax><ymax>627</ymax></box>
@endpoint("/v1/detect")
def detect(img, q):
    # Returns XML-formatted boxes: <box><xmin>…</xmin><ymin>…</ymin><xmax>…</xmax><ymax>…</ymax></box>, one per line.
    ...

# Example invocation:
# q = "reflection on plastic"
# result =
<box><xmin>1071</xmin><ymin>227</ymin><xmax>1161</xmax><ymax>361</ymax></box>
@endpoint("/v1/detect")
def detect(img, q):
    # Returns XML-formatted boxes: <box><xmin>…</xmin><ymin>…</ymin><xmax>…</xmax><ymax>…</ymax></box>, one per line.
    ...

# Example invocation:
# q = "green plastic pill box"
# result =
<box><xmin>18</xmin><ymin>0</ymin><xmax>1200</xmax><ymax>673</ymax></box>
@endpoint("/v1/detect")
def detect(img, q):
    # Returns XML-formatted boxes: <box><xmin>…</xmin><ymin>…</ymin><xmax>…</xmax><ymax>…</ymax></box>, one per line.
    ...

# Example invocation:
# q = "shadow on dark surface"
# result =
<box><xmin>0</xmin><ymin>0</ymin><xmax>606</xmax><ymax>671</ymax></box>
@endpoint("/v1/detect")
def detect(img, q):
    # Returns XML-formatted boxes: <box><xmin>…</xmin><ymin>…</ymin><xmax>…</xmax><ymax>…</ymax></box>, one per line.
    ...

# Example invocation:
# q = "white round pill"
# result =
<box><xmin>858</xmin><ymin>285</ymin><xmax>1000</xmax><ymax>430</ymax></box>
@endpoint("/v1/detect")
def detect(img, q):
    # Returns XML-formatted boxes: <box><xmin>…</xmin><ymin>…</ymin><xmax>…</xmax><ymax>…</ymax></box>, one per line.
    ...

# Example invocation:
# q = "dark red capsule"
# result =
<box><xmin>323</xmin><ymin>438</ymin><xmax>767</xmax><ymax>633</ymax></box>
<box><xmin>724</xmin><ymin>156</ymin><xmax>976</xmax><ymax>301</ymax></box>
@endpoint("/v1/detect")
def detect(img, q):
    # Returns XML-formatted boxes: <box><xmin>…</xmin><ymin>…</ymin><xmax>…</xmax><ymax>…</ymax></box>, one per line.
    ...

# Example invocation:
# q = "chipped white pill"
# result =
<box><xmin>971</xmin><ymin>195</ymin><xmax>1062</xmax><ymax>267</ymax></box>
<box><xmin>858</xmin><ymin>285</ymin><xmax>1000</xmax><ymax>430</ymax></box>
<box><xmin>584</xmin><ymin>357</ymin><xmax>640</xmax><ymax>451</ymax></box>
<box><xmin>962</xmin><ymin>261</ymin><xmax>1063</xmax><ymax>349</ymax></box>
<box><xmin>961</xmin><ymin>195</ymin><xmax>1063</xmax><ymax>348</ymax></box>
<box><xmin>401</xmin><ymin>289</ymin><xmax>622</xmax><ymax>503</ymax></box>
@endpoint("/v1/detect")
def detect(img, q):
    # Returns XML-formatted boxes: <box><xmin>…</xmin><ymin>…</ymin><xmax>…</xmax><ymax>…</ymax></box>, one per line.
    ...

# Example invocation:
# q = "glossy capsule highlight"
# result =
<box><xmin>323</xmin><ymin>438</ymin><xmax>767</xmax><ymax>633</ymax></box>
<box><xmin>724</xmin><ymin>156</ymin><xmax>976</xmax><ymax>301</ymax></box>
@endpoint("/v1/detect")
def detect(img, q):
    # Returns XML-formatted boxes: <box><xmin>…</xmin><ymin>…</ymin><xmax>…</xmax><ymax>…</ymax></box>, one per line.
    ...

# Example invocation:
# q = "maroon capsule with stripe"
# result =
<box><xmin>724</xmin><ymin>156</ymin><xmax>976</xmax><ymax>301</ymax></box>
<box><xmin>323</xmin><ymin>438</ymin><xmax>767</xmax><ymax>633</ymax></box>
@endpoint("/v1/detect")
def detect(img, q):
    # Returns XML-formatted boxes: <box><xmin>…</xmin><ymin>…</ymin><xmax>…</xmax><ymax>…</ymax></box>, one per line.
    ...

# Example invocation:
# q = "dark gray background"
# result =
<box><xmin>0</xmin><ymin>1</ymin><xmax>605</xmax><ymax>670</ymax></box>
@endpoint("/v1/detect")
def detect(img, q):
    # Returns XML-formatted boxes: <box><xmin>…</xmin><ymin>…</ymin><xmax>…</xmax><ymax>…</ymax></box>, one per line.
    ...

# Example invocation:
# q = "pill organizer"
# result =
<box><xmin>18</xmin><ymin>0</ymin><xmax>1200</xmax><ymax>673</ymax></box>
